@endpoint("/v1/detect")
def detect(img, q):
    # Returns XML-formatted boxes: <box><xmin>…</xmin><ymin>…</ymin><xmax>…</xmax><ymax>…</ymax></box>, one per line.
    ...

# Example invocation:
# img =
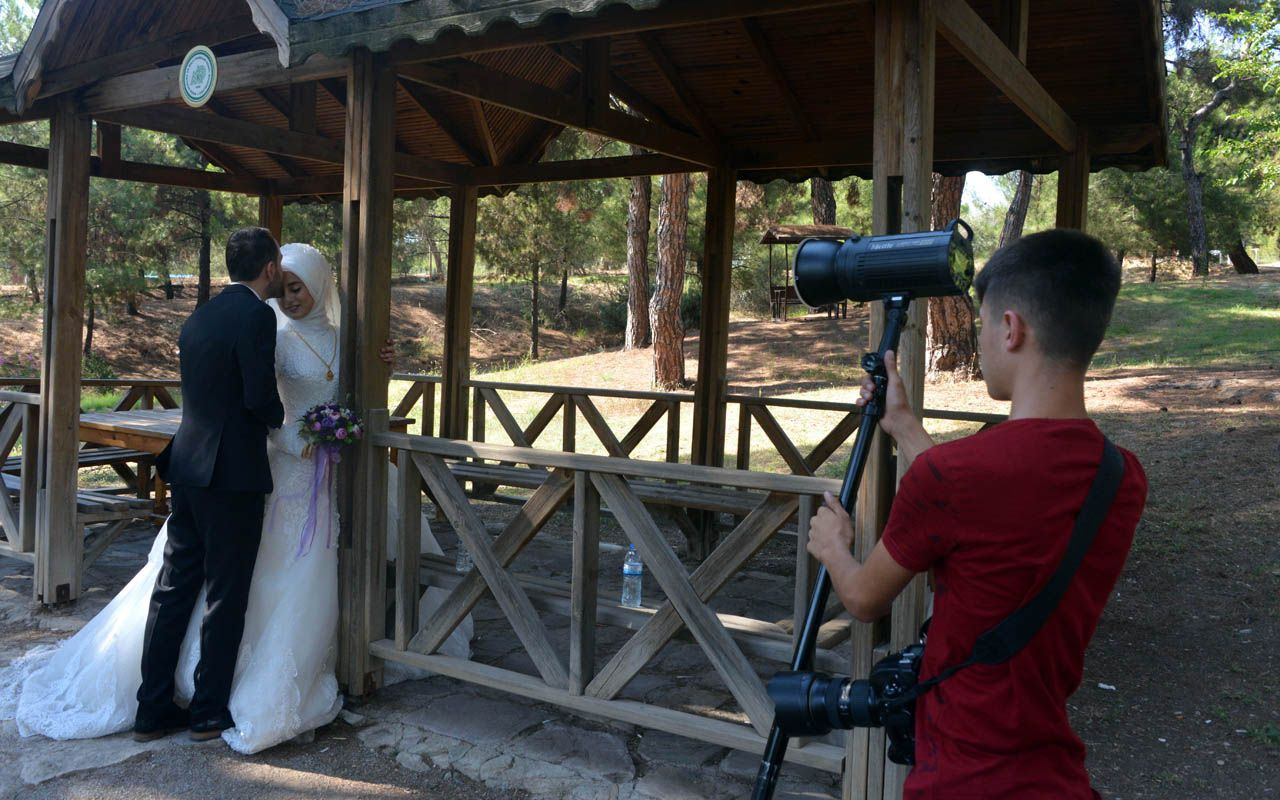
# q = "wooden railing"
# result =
<box><xmin>0</xmin><ymin>378</ymin><xmax>180</xmax><ymax>412</ymax></box>
<box><xmin>370</xmin><ymin>421</ymin><xmax>861</xmax><ymax>778</ymax></box>
<box><xmin>0</xmin><ymin>390</ymin><xmax>40</xmax><ymax>562</ymax></box>
<box><xmin>392</xmin><ymin>373</ymin><xmax>1005</xmax><ymax>479</ymax></box>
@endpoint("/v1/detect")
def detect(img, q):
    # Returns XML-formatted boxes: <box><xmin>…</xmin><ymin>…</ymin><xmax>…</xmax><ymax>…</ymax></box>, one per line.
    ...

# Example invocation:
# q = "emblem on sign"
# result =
<box><xmin>180</xmin><ymin>46</ymin><xmax>217</xmax><ymax>108</ymax></box>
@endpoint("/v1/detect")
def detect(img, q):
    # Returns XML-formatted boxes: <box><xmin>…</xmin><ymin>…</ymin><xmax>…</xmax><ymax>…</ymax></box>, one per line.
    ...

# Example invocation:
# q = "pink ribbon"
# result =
<box><xmin>296</xmin><ymin>444</ymin><xmax>341</xmax><ymax>559</ymax></box>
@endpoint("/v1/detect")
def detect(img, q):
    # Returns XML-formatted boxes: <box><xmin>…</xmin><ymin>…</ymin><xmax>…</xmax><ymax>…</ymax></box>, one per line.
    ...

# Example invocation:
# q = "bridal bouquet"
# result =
<box><xmin>299</xmin><ymin>401</ymin><xmax>364</xmax><ymax>449</ymax></box>
<box><xmin>295</xmin><ymin>402</ymin><xmax>363</xmax><ymax>558</ymax></box>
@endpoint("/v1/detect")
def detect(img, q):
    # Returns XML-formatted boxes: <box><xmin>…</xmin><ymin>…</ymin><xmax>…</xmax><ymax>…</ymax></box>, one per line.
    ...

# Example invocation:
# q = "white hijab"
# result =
<box><xmin>269</xmin><ymin>243</ymin><xmax>340</xmax><ymax>337</ymax></box>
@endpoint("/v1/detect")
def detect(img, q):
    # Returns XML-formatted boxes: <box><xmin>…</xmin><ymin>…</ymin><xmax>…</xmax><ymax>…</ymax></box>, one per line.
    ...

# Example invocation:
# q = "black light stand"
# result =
<box><xmin>751</xmin><ymin>293</ymin><xmax>913</xmax><ymax>800</ymax></box>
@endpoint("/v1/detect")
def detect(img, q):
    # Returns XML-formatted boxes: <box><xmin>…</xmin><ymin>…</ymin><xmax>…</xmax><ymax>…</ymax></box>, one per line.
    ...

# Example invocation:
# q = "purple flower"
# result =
<box><xmin>335</xmin><ymin>428</ymin><xmax>347</xmax><ymax>440</ymax></box>
<box><xmin>312</xmin><ymin>422</ymin><xmax>322</xmax><ymax>431</ymax></box>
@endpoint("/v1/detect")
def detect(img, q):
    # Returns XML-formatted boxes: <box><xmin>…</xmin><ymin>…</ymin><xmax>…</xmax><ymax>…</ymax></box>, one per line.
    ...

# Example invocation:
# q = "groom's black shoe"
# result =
<box><xmin>133</xmin><ymin>704</ymin><xmax>190</xmax><ymax>742</ymax></box>
<box><xmin>189</xmin><ymin>714</ymin><xmax>235</xmax><ymax>742</ymax></box>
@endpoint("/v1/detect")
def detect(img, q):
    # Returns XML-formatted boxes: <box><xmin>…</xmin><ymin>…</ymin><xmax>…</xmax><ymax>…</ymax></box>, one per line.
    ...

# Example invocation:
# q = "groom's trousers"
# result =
<box><xmin>137</xmin><ymin>485</ymin><xmax>265</xmax><ymax>723</ymax></box>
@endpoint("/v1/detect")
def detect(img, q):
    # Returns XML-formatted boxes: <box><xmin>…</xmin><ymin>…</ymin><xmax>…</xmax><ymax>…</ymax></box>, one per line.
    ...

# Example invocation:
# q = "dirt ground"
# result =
<box><xmin>1</xmin><ymin>275</ymin><xmax>1276</xmax><ymax>799</ymax></box>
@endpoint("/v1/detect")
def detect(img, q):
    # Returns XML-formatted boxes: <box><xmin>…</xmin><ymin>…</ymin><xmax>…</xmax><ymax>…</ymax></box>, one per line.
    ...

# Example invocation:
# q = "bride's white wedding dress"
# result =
<box><xmin>2</xmin><ymin>244</ymin><xmax>473</xmax><ymax>753</ymax></box>
<box><xmin>0</xmin><ymin>318</ymin><xmax>344</xmax><ymax>754</ymax></box>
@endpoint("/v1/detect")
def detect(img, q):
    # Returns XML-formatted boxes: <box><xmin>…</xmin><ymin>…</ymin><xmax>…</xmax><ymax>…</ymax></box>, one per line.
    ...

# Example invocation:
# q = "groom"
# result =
<box><xmin>134</xmin><ymin>227</ymin><xmax>286</xmax><ymax>742</ymax></box>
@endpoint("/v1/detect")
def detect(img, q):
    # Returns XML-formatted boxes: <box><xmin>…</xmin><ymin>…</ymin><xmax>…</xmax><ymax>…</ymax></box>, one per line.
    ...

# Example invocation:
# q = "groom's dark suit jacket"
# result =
<box><xmin>156</xmin><ymin>284</ymin><xmax>284</xmax><ymax>493</ymax></box>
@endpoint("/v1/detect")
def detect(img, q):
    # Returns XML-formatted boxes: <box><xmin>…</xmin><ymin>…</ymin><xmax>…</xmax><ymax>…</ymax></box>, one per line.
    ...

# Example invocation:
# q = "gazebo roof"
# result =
<box><xmin>0</xmin><ymin>0</ymin><xmax>1167</xmax><ymax>196</ymax></box>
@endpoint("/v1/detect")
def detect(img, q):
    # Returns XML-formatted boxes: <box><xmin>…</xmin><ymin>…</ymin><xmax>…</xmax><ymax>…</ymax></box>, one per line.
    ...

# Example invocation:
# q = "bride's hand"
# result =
<box><xmin>301</xmin><ymin>443</ymin><xmax>314</xmax><ymax>460</ymax></box>
<box><xmin>379</xmin><ymin>339</ymin><xmax>396</xmax><ymax>367</ymax></box>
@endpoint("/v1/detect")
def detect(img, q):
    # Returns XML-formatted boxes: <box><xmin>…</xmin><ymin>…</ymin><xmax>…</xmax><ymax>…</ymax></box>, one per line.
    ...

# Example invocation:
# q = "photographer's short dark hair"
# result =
<box><xmin>225</xmin><ymin>227</ymin><xmax>279</xmax><ymax>282</ymax></box>
<box><xmin>974</xmin><ymin>228</ymin><xmax>1120</xmax><ymax>368</ymax></box>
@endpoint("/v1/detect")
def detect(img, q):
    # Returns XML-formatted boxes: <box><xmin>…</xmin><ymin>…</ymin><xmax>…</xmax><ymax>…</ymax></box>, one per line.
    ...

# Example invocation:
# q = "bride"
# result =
<box><xmin>1</xmin><ymin>243</ymin><xmax>469</xmax><ymax>754</ymax></box>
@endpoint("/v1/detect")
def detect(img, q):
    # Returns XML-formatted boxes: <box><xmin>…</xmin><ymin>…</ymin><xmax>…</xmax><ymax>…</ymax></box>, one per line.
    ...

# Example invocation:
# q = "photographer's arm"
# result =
<box><xmin>856</xmin><ymin>350</ymin><xmax>935</xmax><ymax>468</ymax></box>
<box><xmin>806</xmin><ymin>492</ymin><xmax>916</xmax><ymax>623</ymax></box>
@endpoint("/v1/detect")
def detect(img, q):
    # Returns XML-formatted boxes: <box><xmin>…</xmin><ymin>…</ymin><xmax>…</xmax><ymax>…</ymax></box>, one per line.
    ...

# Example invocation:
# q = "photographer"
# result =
<box><xmin>806</xmin><ymin>229</ymin><xmax>1147</xmax><ymax>798</ymax></box>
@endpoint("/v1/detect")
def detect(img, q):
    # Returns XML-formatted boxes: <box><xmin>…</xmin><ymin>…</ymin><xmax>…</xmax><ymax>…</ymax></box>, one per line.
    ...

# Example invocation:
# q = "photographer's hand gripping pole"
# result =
<box><xmin>752</xmin><ymin>294</ymin><xmax>913</xmax><ymax>800</ymax></box>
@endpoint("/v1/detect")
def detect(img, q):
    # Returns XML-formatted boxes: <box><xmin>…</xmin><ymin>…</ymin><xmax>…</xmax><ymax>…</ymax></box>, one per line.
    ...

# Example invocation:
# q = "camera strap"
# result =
<box><xmin>904</xmin><ymin>437</ymin><xmax>1126</xmax><ymax>700</ymax></box>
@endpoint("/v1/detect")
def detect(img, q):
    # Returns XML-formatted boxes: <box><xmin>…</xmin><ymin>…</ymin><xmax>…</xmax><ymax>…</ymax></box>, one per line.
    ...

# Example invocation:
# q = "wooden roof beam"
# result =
<box><xmin>634</xmin><ymin>32</ymin><xmax>719</xmax><ymax>140</ymax></box>
<box><xmin>468</xmin><ymin>153</ymin><xmax>702</xmax><ymax>187</ymax></box>
<box><xmin>95</xmin><ymin>104</ymin><xmax>465</xmax><ymax>185</ymax></box>
<box><xmin>78</xmin><ymin>48</ymin><xmax>347</xmax><ymax>116</ymax></box>
<box><xmin>397</xmin><ymin>79</ymin><xmax>491</xmax><ymax>165</ymax></box>
<box><xmin>398</xmin><ymin>59</ymin><xmax>716</xmax><ymax>166</ymax></box>
<box><xmin>549</xmin><ymin>43</ymin><xmax>683</xmax><ymax>133</ymax></box>
<box><xmin>384</xmin><ymin>0</ymin><xmax>865</xmax><ymax>66</ymax></box>
<box><xmin>471</xmin><ymin>100</ymin><xmax>500</xmax><ymax>166</ymax></box>
<box><xmin>21</xmin><ymin>17</ymin><xmax>264</xmax><ymax>111</ymax></box>
<box><xmin>317</xmin><ymin>77</ymin><xmax>417</xmax><ymax>162</ymax></box>
<box><xmin>738</xmin><ymin>19</ymin><xmax>818</xmax><ymax>141</ymax></box>
<box><xmin>206</xmin><ymin>97</ymin><xmax>310</xmax><ymax>178</ymax></box>
<box><xmin>0</xmin><ymin>139</ymin><xmax>268</xmax><ymax>194</ymax></box>
<box><xmin>934</xmin><ymin>0</ymin><xmax>1076</xmax><ymax>151</ymax></box>
<box><xmin>734</xmin><ymin>123</ymin><xmax>1159</xmax><ymax>172</ymax></box>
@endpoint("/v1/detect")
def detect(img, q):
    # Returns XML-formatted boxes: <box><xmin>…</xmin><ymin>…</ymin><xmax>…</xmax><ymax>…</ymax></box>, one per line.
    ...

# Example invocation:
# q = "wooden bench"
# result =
<box><xmin>0</xmin><ymin>473</ymin><xmax>153</xmax><ymax>567</ymax></box>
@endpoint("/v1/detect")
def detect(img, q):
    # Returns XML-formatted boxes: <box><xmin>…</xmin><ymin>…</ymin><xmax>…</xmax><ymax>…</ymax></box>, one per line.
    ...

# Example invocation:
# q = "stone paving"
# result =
<box><xmin>1</xmin><ymin>508</ymin><xmax>848</xmax><ymax>799</ymax></box>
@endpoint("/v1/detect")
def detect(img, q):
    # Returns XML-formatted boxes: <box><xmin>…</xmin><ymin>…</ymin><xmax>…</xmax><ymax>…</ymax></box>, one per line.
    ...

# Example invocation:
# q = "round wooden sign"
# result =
<box><xmin>180</xmin><ymin>46</ymin><xmax>217</xmax><ymax>108</ymax></box>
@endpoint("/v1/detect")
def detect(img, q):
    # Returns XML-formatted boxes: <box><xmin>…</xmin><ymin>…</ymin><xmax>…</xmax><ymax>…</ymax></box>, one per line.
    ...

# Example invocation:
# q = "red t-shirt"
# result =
<box><xmin>882</xmin><ymin>418</ymin><xmax>1147</xmax><ymax>800</ymax></box>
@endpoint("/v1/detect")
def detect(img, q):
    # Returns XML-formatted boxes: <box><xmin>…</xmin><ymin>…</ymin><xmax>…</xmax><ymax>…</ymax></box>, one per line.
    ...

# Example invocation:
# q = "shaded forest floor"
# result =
<box><xmin>0</xmin><ymin>270</ymin><xmax>1277</xmax><ymax>798</ymax></box>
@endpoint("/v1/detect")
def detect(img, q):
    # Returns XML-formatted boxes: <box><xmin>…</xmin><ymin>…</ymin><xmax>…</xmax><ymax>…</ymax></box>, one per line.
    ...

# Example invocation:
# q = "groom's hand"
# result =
<box><xmin>379</xmin><ymin>339</ymin><xmax>396</xmax><ymax>368</ymax></box>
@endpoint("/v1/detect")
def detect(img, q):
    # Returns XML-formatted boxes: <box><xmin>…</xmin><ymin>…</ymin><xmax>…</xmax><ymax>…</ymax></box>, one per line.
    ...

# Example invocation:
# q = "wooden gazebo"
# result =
<box><xmin>0</xmin><ymin>1</ymin><xmax>1165</xmax><ymax>797</ymax></box>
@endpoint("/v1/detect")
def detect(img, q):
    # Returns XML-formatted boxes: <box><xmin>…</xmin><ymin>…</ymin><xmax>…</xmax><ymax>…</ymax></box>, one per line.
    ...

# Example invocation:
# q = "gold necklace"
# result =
<box><xmin>290</xmin><ymin>327</ymin><xmax>336</xmax><ymax>381</ymax></box>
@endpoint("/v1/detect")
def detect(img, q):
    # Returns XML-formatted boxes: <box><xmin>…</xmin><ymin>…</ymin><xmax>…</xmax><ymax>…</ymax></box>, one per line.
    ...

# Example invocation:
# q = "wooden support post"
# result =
<box><xmin>36</xmin><ymin>97</ymin><xmax>90</xmax><ymax>605</ymax></box>
<box><xmin>337</xmin><ymin>48</ymin><xmax>397</xmax><ymax>696</ymax></box>
<box><xmin>395</xmin><ymin>443</ymin><xmax>422</xmax><ymax>650</ymax></box>
<box><xmin>441</xmin><ymin>185</ymin><xmax>477</xmax><ymax>440</ymax></box>
<box><xmin>19</xmin><ymin>403</ymin><xmax>38</xmax><ymax>552</ymax></box>
<box><xmin>257</xmin><ymin>194</ymin><xmax>283</xmax><ymax>242</ymax></box>
<box><xmin>854</xmin><ymin>3</ymin><xmax>937</xmax><ymax>798</ymax></box>
<box><xmin>688</xmin><ymin>164</ymin><xmax>736</xmax><ymax>559</ymax></box>
<box><xmin>569</xmin><ymin>470</ymin><xmax>600</xmax><ymax>694</ymax></box>
<box><xmin>96</xmin><ymin>121</ymin><xmax>121</xmax><ymax>179</ymax></box>
<box><xmin>1056</xmin><ymin>129</ymin><xmax>1090</xmax><ymax>231</ymax></box>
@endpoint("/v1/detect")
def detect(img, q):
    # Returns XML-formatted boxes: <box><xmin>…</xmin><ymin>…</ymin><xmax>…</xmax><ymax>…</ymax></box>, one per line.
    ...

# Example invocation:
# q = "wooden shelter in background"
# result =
<box><xmin>760</xmin><ymin>224</ymin><xmax>855</xmax><ymax>321</ymax></box>
<box><xmin>0</xmin><ymin>1</ymin><xmax>1165</xmax><ymax>797</ymax></box>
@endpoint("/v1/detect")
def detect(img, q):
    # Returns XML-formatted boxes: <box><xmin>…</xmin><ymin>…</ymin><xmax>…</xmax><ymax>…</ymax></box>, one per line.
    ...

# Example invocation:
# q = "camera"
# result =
<box><xmin>766</xmin><ymin>643</ymin><xmax>925</xmax><ymax>766</ymax></box>
<box><xmin>792</xmin><ymin>218</ymin><xmax>975</xmax><ymax>306</ymax></box>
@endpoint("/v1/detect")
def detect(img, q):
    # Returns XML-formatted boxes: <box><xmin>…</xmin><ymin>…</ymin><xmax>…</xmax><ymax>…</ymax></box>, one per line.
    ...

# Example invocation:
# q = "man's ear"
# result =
<box><xmin>1004</xmin><ymin>309</ymin><xmax>1029</xmax><ymax>352</ymax></box>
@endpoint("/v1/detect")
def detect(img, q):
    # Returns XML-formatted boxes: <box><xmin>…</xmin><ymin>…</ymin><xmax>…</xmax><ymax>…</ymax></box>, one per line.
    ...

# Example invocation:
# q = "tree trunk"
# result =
<box><xmin>1150</xmin><ymin>250</ymin><xmax>1158</xmax><ymax>283</ymax></box>
<box><xmin>428</xmin><ymin>236</ymin><xmax>443</xmax><ymax>281</ymax></box>
<box><xmin>530</xmin><ymin>260</ymin><xmax>541</xmax><ymax>360</ymax></box>
<box><xmin>25</xmin><ymin>268</ymin><xmax>40</xmax><ymax>304</ymax></box>
<box><xmin>83</xmin><ymin>292</ymin><xmax>95</xmax><ymax>357</ymax></box>
<box><xmin>999</xmin><ymin>170</ymin><xmax>1033</xmax><ymax>247</ymax></box>
<box><xmin>197</xmin><ymin>190</ymin><xmax>212</xmax><ymax>307</ymax></box>
<box><xmin>558</xmin><ymin>261</ymin><xmax>569</xmax><ymax>318</ymax></box>
<box><xmin>625</xmin><ymin>171</ymin><xmax>652</xmax><ymax>350</ymax></box>
<box><xmin>162</xmin><ymin>272</ymin><xmax>176</xmax><ymax>300</ymax></box>
<box><xmin>1177</xmin><ymin>80</ymin><xmax>1236</xmax><ymax>278</ymax></box>
<box><xmin>927</xmin><ymin>174</ymin><xmax>981</xmax><ymax>378</ymax></box>
<box><xmin>810</xmin><ymin>177</ymin><xmax>837</xmax><ymax>225</ymax></box>
<box><xmin>1180</xmin><ymin>135</ymin><xmax>1210</xmax><ymax>277</ymax></box>
<box><xmin>1228</xmin><ymin>239</ymin><xmax>1260</xmax><ymax>274</ymax></box>
<box><xmin>651</xmin><ymin>173</ymin><xmax>690</xmax><ymax>389</ymax></box>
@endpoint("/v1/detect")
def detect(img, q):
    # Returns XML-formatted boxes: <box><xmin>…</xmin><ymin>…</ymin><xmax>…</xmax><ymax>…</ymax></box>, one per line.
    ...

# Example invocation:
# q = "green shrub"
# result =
<box><xmin>82</xmin><ymin>352</ymin><xmax>118</xmax><ymax>382</ymax></box>
<box><xmin>681</xmin><ymin>284</ymin><xmax>702</xmax><ymax>330</ymax></box>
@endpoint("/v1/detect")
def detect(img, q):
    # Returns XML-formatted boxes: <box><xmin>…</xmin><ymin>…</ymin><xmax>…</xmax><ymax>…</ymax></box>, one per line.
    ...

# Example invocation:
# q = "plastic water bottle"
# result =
<box><xmin>455</xmin><ymin>544</ymin><xmax>473</xmax><ymax>573</ymax></box>
<box><xmin>621</xmin><ymin>544</ymin><xmax>643</xmax><ymax>608</ymax></box>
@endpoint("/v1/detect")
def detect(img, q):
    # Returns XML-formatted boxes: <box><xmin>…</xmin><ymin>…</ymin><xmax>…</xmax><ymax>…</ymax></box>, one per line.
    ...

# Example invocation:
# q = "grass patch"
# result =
<box><xmin>1095</xmin><ymin>279</ymin><xmax>1280</xmax><ymax>369</ymax></box>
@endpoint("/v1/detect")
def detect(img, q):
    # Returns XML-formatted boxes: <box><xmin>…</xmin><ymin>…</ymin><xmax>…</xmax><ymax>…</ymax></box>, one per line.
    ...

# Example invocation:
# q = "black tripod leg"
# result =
<box><xmin>752</xmin><ymin>295</ymin><xmax>912</xmax><ymax>800</ymax></box>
